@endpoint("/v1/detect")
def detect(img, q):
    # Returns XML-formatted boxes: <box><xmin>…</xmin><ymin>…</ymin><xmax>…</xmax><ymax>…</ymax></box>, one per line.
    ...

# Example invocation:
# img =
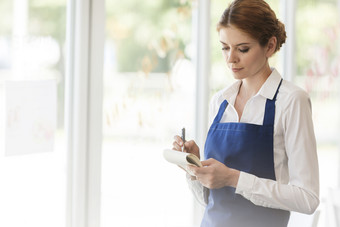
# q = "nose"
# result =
<box><xmin>226</xmin><ymin>49</ymin><xmax>238</xmax><ymax>64</ymax></box>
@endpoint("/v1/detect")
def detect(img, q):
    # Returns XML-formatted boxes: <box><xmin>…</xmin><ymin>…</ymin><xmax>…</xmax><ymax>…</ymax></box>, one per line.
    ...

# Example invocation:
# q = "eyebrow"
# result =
<box><xmin>219</xmin><ymin>41</ymin><xmax>251</xmax><ymax>46</ymax></box>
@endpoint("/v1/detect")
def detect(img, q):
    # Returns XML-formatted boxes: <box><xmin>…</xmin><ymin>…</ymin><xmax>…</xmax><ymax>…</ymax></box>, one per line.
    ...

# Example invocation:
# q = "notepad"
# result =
<box><xmin>163</xmin><ymin>149</ymin><xmax>202</xmax><ymax>175</ymax></box>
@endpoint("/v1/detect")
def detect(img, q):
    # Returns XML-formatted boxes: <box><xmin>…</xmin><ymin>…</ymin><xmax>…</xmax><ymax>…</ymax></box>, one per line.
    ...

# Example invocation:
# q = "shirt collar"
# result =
<box><xmin>222</xmin><ymin>68</ymin><xmax>283</xmax><ymax>102</ymax></box>
<box><xmin>258</xmin><ymin>68</ymin><xmax>282</xmax><ymax>100</ymax></box>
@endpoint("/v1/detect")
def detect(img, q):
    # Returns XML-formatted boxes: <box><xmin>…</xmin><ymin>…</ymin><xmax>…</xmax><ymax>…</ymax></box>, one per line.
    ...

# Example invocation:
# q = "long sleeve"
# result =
<box><xmin>235</xmin><ymin>90</ymin><xmax>320</xmax><ymax>214</ymax></box>
<box><xmin>186</xmin><ymin>173</ymin><xmax>209</xmax><ymax>206</ymax></box>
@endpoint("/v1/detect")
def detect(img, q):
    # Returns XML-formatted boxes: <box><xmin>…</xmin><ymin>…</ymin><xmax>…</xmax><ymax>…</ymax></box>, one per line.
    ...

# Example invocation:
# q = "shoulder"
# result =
<box><xmin>277</xmin><ymin>80</ymin><xmax>311</xmax><ymax>113</ymax></box>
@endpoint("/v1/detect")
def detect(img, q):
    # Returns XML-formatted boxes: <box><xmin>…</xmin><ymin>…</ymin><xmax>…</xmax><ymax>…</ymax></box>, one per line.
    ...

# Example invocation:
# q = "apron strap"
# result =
<box><xmin>213</xmin><ymin>100</ymin><xmax>228</xmax><ymax>124</ymax></box>
<box><xmin>263</xmin><ymin>79</ymin><xmax>283</xmax><ymax>126</ymax></box>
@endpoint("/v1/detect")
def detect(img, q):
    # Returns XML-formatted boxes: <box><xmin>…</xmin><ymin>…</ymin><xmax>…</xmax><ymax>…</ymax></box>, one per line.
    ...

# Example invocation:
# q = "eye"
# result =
<box><xmin>221</xmin><ymin>46</ymin><xmax>230</xmax><ymax>51</ymax></box>
<box><xmin>239</xmin><ymin>48</ymin><xmax>249</xmax><ymax>53</ymax></box>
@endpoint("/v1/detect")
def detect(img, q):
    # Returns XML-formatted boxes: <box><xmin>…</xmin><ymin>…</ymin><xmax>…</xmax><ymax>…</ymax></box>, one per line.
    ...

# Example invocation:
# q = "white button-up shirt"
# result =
<box><xmin>187</xmin><ymin>68</ymin><xmax>320</xmax><ymax>214</ymax></box>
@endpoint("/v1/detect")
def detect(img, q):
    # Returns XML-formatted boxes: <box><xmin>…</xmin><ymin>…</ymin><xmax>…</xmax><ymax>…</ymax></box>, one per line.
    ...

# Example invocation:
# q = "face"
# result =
<box><xmin>219</xmin><ymin>25</ymin><xmax>271</xmax><ymax>80</ymax></box>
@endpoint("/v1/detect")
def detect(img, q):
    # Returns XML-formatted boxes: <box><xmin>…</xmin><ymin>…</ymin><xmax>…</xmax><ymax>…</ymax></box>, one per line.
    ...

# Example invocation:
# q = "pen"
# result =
<box><xmin>181</xmin><ymin>127</ymin><xmax>186</xmax><ymax>152</ymax></box>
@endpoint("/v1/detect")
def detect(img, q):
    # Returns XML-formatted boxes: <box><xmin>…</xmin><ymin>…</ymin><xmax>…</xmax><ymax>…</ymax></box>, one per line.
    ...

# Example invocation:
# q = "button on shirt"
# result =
<box><xmin>187</xmin><ymin>68</ymin><xmax>320</xmax><ymax>214</ymax></box>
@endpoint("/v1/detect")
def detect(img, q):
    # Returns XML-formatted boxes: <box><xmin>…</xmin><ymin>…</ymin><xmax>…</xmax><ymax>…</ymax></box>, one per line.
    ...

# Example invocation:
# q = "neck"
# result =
<box><xmin>239</xmin><ymin>65</ymin><xmax>272</xmax><ymax>98</ymax></box>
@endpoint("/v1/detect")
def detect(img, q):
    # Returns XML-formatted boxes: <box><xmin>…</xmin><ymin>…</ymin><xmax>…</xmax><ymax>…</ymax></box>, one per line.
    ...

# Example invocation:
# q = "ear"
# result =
<box><xmin>265</xmin><ymin>36</ymin><xmax>277</xmax><ymax>58</ymax></box>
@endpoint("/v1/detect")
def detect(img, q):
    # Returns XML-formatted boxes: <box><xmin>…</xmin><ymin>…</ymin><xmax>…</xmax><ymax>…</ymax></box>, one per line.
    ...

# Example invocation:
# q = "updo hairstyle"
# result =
<box><xmin>217</xmin><ymin>0</ymin><xmax>286</xmax><ymax>53</ymax></box>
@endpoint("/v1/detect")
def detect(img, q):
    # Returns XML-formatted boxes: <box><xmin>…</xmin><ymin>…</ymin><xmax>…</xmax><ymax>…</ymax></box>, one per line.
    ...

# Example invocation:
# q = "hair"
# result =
<box><xmin>217</xmin><ymin>0</ymin><xmax>286</xmax><ymax>53</ymax></box>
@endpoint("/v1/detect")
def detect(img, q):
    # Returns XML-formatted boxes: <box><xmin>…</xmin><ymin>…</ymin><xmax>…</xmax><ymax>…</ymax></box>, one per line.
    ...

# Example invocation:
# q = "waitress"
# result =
<box><xmin>172</xmin><ymin>0</ymin><xmax>319</xmax><ymax>226</ymax></box>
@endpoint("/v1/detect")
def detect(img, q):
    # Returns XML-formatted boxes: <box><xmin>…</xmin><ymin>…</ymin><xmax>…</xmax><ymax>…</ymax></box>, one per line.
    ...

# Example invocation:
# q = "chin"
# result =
<box><xmin>231</xmin><ymin>72</ymin><xmax>246</xmax><ymax>80</ymax></box>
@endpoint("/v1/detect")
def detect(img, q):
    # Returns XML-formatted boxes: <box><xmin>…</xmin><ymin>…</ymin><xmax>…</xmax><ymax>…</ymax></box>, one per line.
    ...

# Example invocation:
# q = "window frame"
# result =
<box><xmin>65</xmin><ymin>0</ymin><xmax>105</xmax><ymax>226</ymax></box>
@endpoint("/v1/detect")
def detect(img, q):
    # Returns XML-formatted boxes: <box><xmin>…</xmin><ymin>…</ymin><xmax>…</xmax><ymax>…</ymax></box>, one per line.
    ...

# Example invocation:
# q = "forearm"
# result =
<box><xmin>235</xmin><ymin>172</ymin><xmax>319</xmax><ymax>214</ymax></box>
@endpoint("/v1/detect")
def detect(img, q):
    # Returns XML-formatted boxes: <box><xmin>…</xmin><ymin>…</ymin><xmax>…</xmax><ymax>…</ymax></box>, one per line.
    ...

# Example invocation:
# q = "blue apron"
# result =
<box><xmin>201</xmin><ymin>79</ymin><xmax>290</xmax><ymax>227</ymax></box>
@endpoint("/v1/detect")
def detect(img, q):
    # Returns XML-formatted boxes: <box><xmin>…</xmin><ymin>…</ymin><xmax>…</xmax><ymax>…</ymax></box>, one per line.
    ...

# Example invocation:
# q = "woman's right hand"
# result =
<box><xmin>172</xmin><ymin>135</ymin><xmax>200</xmax><ymax>159</ymax></box>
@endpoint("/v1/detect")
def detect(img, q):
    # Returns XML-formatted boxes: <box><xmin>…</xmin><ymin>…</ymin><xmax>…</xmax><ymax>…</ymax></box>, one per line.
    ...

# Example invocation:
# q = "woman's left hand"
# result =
<box><xmin>188</xmin><ymin>158</ymin><xmax>240</xmax><ymax>189</ymax></box>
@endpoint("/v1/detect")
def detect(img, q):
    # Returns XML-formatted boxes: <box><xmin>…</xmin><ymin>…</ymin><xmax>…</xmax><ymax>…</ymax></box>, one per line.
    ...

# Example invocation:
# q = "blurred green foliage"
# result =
<box><xmin>296</xmin><ymin>0</ymin><xmax>339</xmax><ymax>75</ymax></box>
<box><xmin>29</xmin><ymin>0</ymin><xmax>66</xmax><ymax>42</ymax></box>
<box><xmin>1</xmin><ymin>0</ymin><xmax>339</xmax><ymax>78</ymax></box>
<box><xmin>0</xmin><ymin>0</ymin><xmax>66</xmax><ymax>41</ymax></box>
<box><xmin>29</xmin><ymin>0</ymin><xmax>66</xmax><ymax>128</ymax></box>
<box><xmin>106</xmin><ymin>0</ymin><xmax>192</xmax><ymax>73</ymax></box>
<box><xmin>0</xmin><ymin>1</ymin><xmax>12</xmax><ymax>35</ymax></box>
<box><xmin>28</xmin><ymin>0</ymin><xmax>66</xmax><ymax>74</ymax></box>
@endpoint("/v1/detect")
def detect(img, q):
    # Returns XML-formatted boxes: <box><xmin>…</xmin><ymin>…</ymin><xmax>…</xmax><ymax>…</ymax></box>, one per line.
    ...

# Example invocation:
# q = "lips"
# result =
<box><xmin>232</xmin><ymin>67</ymin><xmax>243</xmax><ymax>72</ymax></box>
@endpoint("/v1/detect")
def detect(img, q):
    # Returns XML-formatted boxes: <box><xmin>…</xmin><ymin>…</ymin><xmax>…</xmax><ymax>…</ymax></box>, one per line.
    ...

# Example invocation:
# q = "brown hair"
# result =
<box><xmin>217</xmin><ymin>0</ymin><xmax>286</xmax><ymax>53</ymax></box>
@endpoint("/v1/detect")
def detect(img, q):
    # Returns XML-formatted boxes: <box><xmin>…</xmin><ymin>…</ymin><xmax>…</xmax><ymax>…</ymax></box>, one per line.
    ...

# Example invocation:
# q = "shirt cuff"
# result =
<box><xmin>235</xmin><ymin>171</ymin><xmax>256</xmax><ymax>198</ymax></box>
<box><xmin>186</xmin><ymin>172</ymin><xmax>197</xmax><ymax>181</ymax></box>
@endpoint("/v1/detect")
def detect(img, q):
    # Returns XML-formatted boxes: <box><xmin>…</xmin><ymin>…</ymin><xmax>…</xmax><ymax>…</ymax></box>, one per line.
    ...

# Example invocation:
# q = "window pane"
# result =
<box><xmin>102</xmin><ymin>0</ymin><xmax>196</xmax><ymax>226</ymax></box>
<box><xmin>295</xmin><ymin>0</ymin><xmax>340</xmax><ymax>197</ymax></box>
<box><xmin>0</xmin><ymin>0</ymin><xmax>67</xmax><ymax>226</ymax></box>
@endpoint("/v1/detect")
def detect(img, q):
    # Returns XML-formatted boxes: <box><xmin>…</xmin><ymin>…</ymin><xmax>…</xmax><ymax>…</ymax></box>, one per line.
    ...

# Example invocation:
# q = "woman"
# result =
<box><xmin>172</xmin><ymin>0</ymin><xmax>319</xmax><ymax>226</ymax></box>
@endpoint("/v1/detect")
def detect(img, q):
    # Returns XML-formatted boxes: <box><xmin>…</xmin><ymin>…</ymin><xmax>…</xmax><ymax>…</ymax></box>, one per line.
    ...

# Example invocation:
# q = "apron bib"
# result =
<box><xmin>201</xmin><ymin>80</ymin><xmax>290</xmax><ymax>227</ymax></box>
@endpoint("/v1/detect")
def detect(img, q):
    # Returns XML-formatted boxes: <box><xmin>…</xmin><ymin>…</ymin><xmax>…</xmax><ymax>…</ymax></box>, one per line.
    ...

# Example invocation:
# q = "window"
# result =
<box><xmin>294</xmin><ymin>0</ymin><xmax>340</xmax><ymax>223</ymax></box>
<box><xmin>101</xmin><ymin>0</ymin><xmax>196</xmax><ymax>226</ymax></box>
<box><xmin>0</xmin><ymin>1</ymin><xmax>67</xmax><ymax>227</ymax></box>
